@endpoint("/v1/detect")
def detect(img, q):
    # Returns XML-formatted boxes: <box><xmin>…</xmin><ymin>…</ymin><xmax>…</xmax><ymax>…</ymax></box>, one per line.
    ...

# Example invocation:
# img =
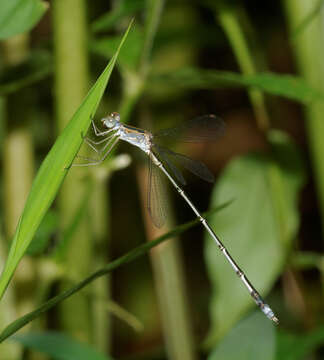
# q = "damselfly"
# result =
<box><xmin>73</xmin><ymin>112</ymin><xmax>279</xmax><ymax>324</ymax></box>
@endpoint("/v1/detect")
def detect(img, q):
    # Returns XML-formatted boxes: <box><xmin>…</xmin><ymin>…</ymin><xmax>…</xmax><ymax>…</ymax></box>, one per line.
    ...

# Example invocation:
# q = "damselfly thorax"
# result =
<box><xmin>119</xmin><ymin>124</ymin><xmax>152</xmax><ymax>154</ymax></box>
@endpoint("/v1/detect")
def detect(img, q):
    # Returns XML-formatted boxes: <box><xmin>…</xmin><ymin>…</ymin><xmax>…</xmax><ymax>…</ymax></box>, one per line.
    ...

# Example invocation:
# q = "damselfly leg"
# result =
<box><xmin>91</xmin><ymin>118</ymin><xmax>114</xmax><ymax>137</ymax></box>
<box><xmin>72</xmin><ymin>136</ymin><xmax>119</xmax><ymax>167</ymax></box>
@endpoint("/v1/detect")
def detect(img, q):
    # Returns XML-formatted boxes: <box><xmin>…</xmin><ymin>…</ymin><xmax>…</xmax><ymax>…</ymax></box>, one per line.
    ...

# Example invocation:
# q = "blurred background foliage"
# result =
<box><xmin>1</xmin><ymin>0</ymin><xmax>324</xmax><ymax>359</ymax></box>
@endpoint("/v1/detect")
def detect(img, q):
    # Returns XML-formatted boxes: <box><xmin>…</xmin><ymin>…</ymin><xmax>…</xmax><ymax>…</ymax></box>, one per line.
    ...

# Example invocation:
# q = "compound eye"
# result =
<box><xmin>100</xmin><ymin>116</ymin><xmax>113</xmax><ymax>128</ymax></box>
<box><xmin>111</xmin><ymin>112</ymin><xmax>120</xmax><ymax>121</ymax></box>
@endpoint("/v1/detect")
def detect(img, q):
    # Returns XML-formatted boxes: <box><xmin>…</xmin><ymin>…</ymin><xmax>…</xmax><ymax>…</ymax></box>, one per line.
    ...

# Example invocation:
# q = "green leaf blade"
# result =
<box><xmin>0</xmin><ymin>0</ymin><xmax>48</xmax><ymax>40</ymax></box>
<box><xmin>0</xmin><ymin>21</ymin><xmax>133</xmax><ymax>300</ymax></box>
<box><xmin>152</xmin><ymin>68</ymin><xmax>323</xmax><ymax>103</ymax></box>
<box><xmin>0</xmin><ymin>202</ymin><xmax>230</xmax><ymax>342</ymax></box>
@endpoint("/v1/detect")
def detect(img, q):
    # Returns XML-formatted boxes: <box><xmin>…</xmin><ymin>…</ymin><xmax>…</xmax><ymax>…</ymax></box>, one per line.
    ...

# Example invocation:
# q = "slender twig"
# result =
<box><xmin>0</xmin><ymin>203</ymin><xmax>230</xmax><ymax>343</ymax></box>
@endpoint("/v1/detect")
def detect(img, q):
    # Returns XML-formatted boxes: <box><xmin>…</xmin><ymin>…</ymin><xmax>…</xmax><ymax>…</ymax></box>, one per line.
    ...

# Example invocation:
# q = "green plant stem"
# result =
<box><xmin>284</xmin><ymin>0</ymin><xmax>324</xmax><ymax>235</ymax></box>
<box><xmin>4</xmin><ymin>128</ymin><xmax>34</xmax><ymax>238</ymax></box>
<box><xmin>1</xmin><ymin>33</ymin><xmax>35</xmax><ymax>360</ymax></box>
<box><xmin>216</xmin><ymin>3</ymin><xmax>270</xmax><ymax>131</ymax></box>
<box><xmin>120</xmin><ymin>0</ymin><xmax>165</xmax><ymax>121</ymax></box>
<box><xmin>292</xmin><ymin>0</ymin><xmax>324</xmax><ymax>37</ymax></box>
<box><xmin>52</xmin><ymin>0</ymin><xmax>92</xmax><ymax>342</ymax></box>
<box><xmin>137</xmin><ymin>163</ymin><xmax>197</xmax><ymax>360</ymax></box>
<box><xmin>89</xmin><ymin>172</ymin><xmax>111</xmax><ymax>352</ymax></box>
<box><xmin>0</xmin><ymin>204</ymin><xmax>228</xmax><ymax>343</ymax></box>
<box><xmin>120</xmin><ymin>2</ymin><xmax>198</xmax><ymax>358</ymax></box>
<box><xmin>140</xmin><ymin>0</ymin><xmax>165</xmax><ymax>77</ymax></box>
<box><xmin>0</xmin><ymin>235</ymin><xmax>20</xmax><ymax>359</ymax></box>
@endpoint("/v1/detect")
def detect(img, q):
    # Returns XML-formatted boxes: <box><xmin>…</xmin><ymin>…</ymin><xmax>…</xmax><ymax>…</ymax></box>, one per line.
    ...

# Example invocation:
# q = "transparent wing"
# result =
<box><xmin>158</xmin><ymin>146</ymin><xmax>215</xmax><ymax>183</ymax></box>
<box><xmin>153</xmin><ymin>114</ymin><xmax>225</xmax><ymax>143</ymax></box>
<box><xmin>154</xmin><ymin>145</ymin><xmax>186</xmax><ymax>186</ymax></box>
<box><xmin>147</xmin><ymin>156</ymin><xmax>167</xmax><ymax>228</ymax></box>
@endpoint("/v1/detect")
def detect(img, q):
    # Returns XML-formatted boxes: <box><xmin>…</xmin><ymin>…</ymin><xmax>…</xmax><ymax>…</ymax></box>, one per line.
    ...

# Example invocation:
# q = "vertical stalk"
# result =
<box><xmin>140</xmin><ymin>0</ymin><xmax>165</xmax><ymax>77</ymax></box>
<box><xmin>284</xmin><ymin>0</ymin><xmax>324</xmax><ymax>233</ymax></box>
<box><xmin>215</xmin><ymin>3</ymin><xmax>270</xmax><ymax>131</ymax></box>
<box><xmin>127</xmin><ymin>1</ymin><xmax>197</xmax><ymax>357</ymax></box>
<box><xmin>137</xmin><ymin>164</ymin><xmax>197</xmax><ymax>360</ymax></box>
<box><xmin>52</xmin><ymin>0</ymin><xmax>92</xmax><ymax>342</ymax></box>
<box><xmin>4</xmin><ymin>128</ymin><xmax>34</xmax><ymax>238</ymax></box>
<box><xmin>120</xmin><ymin>0</ymin><xmax>165</xmax><ymax>121</ymax></box>
<box><xmin>0</xmin><ymin>235</ymin><xmax>20</xmax><ymax>359</ymax></box>
<box><xmin>89</xmin><ymin>171</ymin><xmax>110</xmax><ymax>352</ymax></box>
<box><xmin>119</xmin><ymin>1</ymin><xmax>197</xmax><ymax>357</ymax></box>
<box><xmin>1</xmin><ymin>33</ymin><xmax>35</xmax><ymax>360</ymax></box>
<box><xmin>0</xmin><ymin>239</ymin><xmax>20</xmax><ymax>357</ymax></box>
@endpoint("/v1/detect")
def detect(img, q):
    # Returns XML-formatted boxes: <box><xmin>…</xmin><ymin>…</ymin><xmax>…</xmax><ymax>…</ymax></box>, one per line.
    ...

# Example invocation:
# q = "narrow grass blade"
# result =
<box><xmin>152</xmin><ymin>67</ymin><xmax>324</xmax><ymax>104</ymax></box>
<box><xmin>0</xmin><ymin>21</ymin><xmax>133</xmax><ymax>300</ymax></box>
<box><xmin>0</xmin><ymin>201</ymin><xmax>231</xmax><ymax>342</ymax></box>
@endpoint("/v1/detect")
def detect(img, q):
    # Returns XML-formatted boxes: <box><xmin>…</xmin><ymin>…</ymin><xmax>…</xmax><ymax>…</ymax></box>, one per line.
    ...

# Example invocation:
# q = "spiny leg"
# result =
<box><xmin>92</xmin><ymin>118</ymin><xmax>101</xmax><ymax>136</ymax></box>
<box><xmin>72</xmin><ymin>136</ymin><xmax>119</xmax><ymax>167</ymax></box>
<box><xmin>85</xmin><ymin>136</ymin><xmax>114</xmax><ymax>146</ymax></box>
<box><xmin>83</xmin><ymin>134</ymin><xmax>117</xmax><ymax>155</ymax></box>
<box><xmin>83</xmin><ymin>134</ymin><xmax>114</xmax><ymax>154</ymax></box>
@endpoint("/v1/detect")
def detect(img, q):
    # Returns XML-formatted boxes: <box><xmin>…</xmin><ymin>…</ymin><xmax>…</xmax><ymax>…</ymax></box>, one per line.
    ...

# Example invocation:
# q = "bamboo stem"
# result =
<box><xmin>118</xmin><ymin>2</ymin><xmax>198</xmax><ymax>357</ymax></box>
<box><xmin>52</xmin><ymin>0</ymin><xmax>92</xmax><ymax>342</ymax></box>
<box><xmin>284</xmin><ymin>0</ymin><xmax>324</xmax><ymax>236</ymax></box>
<box><xmin>122</xmin><ymin>1</ymin><xmax>198</xmax><ymax>357</ymax></box>
<box><xmin>1</xmin><ymin>33</ymin><xmax>35</xmax><ymax>360</ymax></box>
<box><xmin>137</xmin><ymin>164</ymin><xmax>197</xmax><ymax>360</ymax></box>
<box><xmin>89</xmin><ymin>171</ymin><xmax>111</xmax><ymax>352</ymax></box>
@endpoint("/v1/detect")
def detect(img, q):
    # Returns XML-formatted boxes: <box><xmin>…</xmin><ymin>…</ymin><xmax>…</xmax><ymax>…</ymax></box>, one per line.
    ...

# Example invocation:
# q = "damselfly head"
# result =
<box><xmin>101</xmin><ymin>112</ymin><xmax>120</xmax><ymax>128</ymax></box>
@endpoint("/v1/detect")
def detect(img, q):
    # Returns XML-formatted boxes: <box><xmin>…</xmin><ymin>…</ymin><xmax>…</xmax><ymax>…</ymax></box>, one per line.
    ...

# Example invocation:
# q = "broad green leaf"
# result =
<box><xmin>0</xmin><ymin>50</ymin><xmax>52</xmax><ymax>95</ymax></box>
<box><xmin>151</xmin><ymin>67</ymin><xmax>323</xmax><ymax>103</ymax></box>
<box><xmin>0</xmin><ymin>203</ymin><xmax>231</xmax><ymax>342</ymax></box>
<box><xmin>0</xmin><ymin>0</ymin><xmax>48</xmax><ymax>39</ymax></box>
<box><xmin>12</xmin><ymin>332</ymin><xmax>113</xmax><ymax>360</ymax></box>
<box><xmin>0</xmin><ymin>21</ymin><xmax>133</xmax><ymax>300</ymax></box>
<box><xmin>91</xmin><ymin>0</ymin><xmax>144</xmax><ymax>33</ymax></box>
<box><xmin>204</xmin><ymin>130</ymin><xmax>304</xmax><ymax>344</ymax></box>
<box><xmin>276</xmin><ymin>326</ymin><xmax>324</xmax><ymax>360</ymax></box>
<box><xmin>208</xmin><ymin>311</ymin><xmax>276</xmax><ymax>360</ymax></box>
